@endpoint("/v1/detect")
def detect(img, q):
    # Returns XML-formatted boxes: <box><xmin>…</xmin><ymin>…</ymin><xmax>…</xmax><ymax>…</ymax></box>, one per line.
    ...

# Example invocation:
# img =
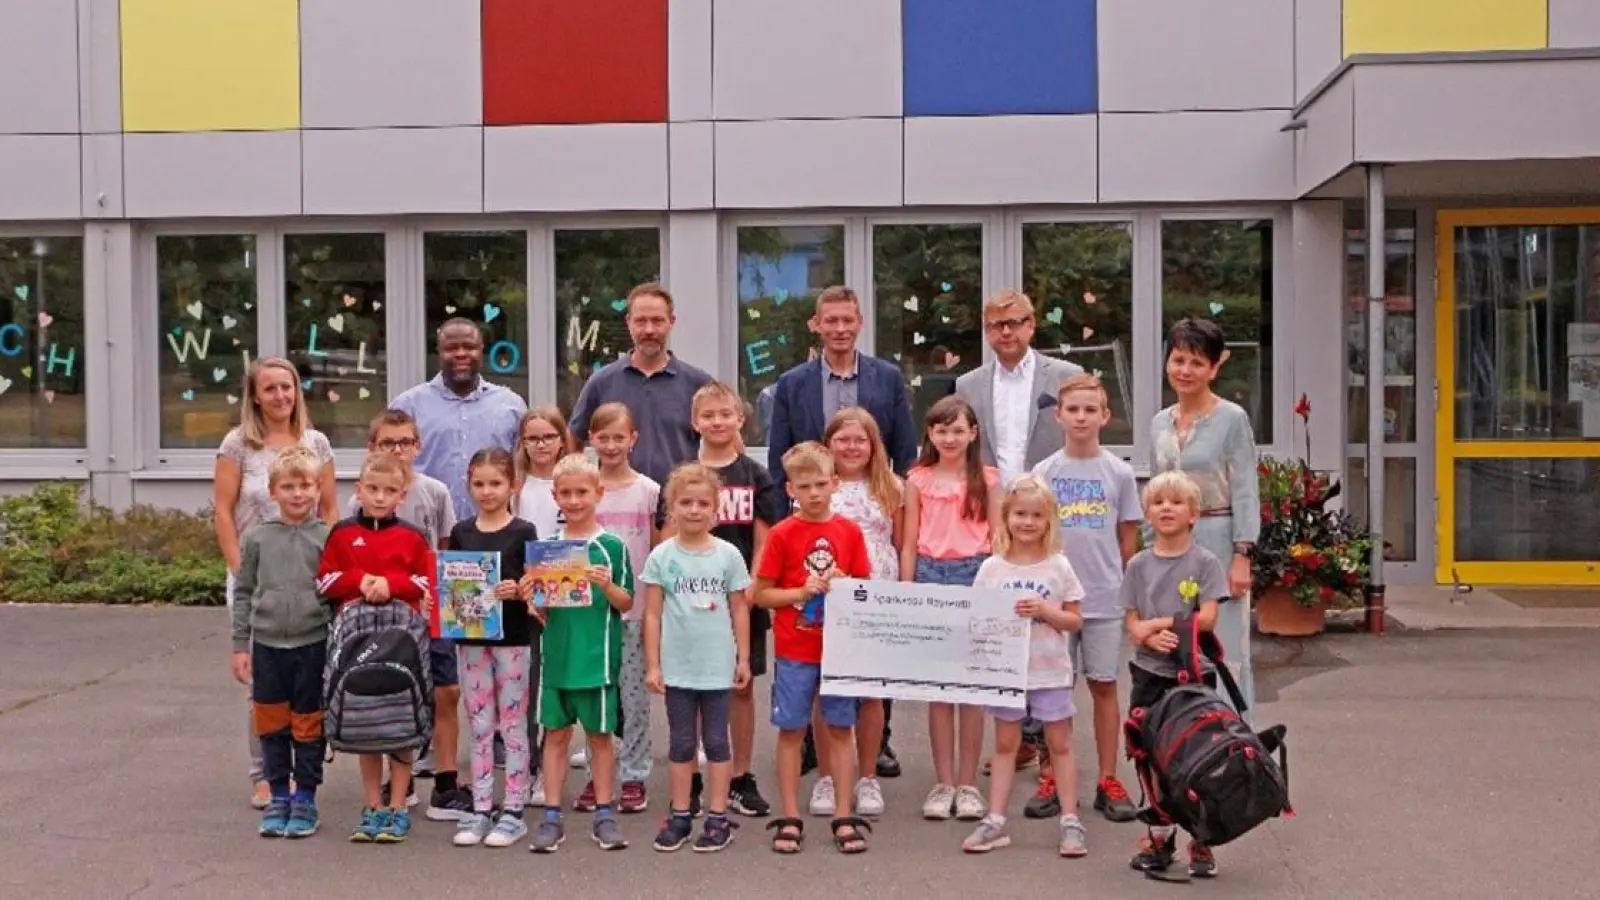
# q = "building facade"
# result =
<box><xmin>0</xmin><ymin>0</ymin><xmax>1596</xmax><ymax>587</ymax></box>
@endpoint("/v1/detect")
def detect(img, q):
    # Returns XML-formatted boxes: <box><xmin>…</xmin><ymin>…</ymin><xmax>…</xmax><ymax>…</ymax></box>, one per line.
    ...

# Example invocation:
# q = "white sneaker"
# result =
<box><xmin>569</xmin><ymin>746</ymin><xmax>588</xmax><ymax>769</ymax></box>
<box><xmin>453</xmin><ymin>812</ymin><xmax>492</xmax><ymax>847</ymax></box>
<box><xmin>954</xmin><ymin>785</ymin><xmax>987</xmax><ymax>821</ymax></box>
<box><xmin>808</xmin><ymin>775</ymin><xmax>836</xmax><ymax>817</ymax></box>
<box><xmin>922</xmin><ymin>783</ymin><xmax>957</xmax><ymax>820</ymax></box>
<box><xmin>529</xmin><ymin>771</ymin><xmax>546</xmax><ymax>807</ymax></box>
<box><xmin>484</xmin><ymin>812</ymin><xmax>529</xmax><ymax>848</ymax></box>
<box><xmin>854</xmin><ymin>777</ymin><xmax>886</xmax><ymax>818</ymax></box>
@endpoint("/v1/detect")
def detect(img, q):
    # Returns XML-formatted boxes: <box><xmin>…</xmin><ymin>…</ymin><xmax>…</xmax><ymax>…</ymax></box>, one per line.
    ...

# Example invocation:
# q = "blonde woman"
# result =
<box><xmin>213</xmin><ymin>357</ymin><xmax>337</xmax><ymax>808</ymax></box>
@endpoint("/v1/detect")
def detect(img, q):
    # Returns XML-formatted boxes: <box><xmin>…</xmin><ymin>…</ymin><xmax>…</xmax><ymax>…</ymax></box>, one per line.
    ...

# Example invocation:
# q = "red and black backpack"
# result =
<box><xmin>1123</xmin><ymin>613</ymin><xmax>1293</xmax><ymax>847</ymax></box>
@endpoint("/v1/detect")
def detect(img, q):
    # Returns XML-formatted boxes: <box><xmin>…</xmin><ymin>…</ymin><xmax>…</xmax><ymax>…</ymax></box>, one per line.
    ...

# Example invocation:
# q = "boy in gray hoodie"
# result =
<box><xmin>230</xmin><ymin>445</ymin><xmax>334</xmax><ymax>839</ymax></box>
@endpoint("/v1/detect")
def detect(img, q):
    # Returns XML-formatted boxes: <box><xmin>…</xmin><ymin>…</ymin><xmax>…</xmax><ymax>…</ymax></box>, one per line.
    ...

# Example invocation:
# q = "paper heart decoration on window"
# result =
<box><xmin>336</xmin><ymin>367</ymin><xmax>348</xmax><ymax>376</ymax></box>
<box><xmin>910</xmin><ymin>375</ymin><xmax>923</xmax><ymax>387</ymax></box>
<box><xmin>776</xmin><ymin>334</ymin><xmax>787</xmax><ymax>345</ymax></box>
<box><xmin>747</xmin><ymin>308</ymin><xmax>760</xmax><ymax>320</ymax></box>
<box><xmin>610</xmin><ymin>299</ymin><xmax>628</xmax><ymax>312</ymax></box>
<box><xmin>773</xmin><ymin>288</ymin><xmax>789</xmax><ymax>304</ymax></box>
<box><xmin>181</xmin><ymin>389</ymin><xmax>195</xmax><ymax>401</ymax></box>
<box><xmin>300</xmin><ymin>297</ymin><xmax>312</xmax><ymax>308</ymax></box>
<box><xmin>326</xmin><ymin>390</ymin><xmax>341</xmax><ymax>403</ymax></box>
<box><xmin>1093</xmin><ymin>368</ymin><xmax>1104</xmax><ymax>378</ymax></box>
<box><xmin>941</xmin><ymin>315</ymin><xmax>951</xmax><ymax>324</ymax></box>
<box><xmin>359</xmin><ymin>387</ymin><xmax>371</xmax><ymax>400</ymax></box>
<box><xmin>244</xmin><ymin>302</ymin><xmax>253</xmax><ymax>310</ymax></box>
<box><xmin>212</xmin><ymin>367</ymin><xmax>227</xmax><ymax>382</ymax></box>
<box><xmin>581</xmin><ymin>295</ymin><xmax>592</xmax><ymax>306</ymax></box>
<box><xmin>326</xmin><ymin>314</ymin><xmax>345</xmax><ymax>333</ymax></box>
<box><xmin>232</xmin><ymin>338</ymin><xmax>241</xmax><ymax>347</ymax></box>
<box><xmin>484</xmin><ymin>304</ymin><xmax>501</xmax><ymax>323</ymax></box>
<box><xmin>1082</xmin><ymin>291</ymin><xmax>1097</xmax><ymax>305</ymax></box>
<box><xmin>904</xmin><ymin>295</ymin><xmax>919</xmax><ymax>312</ymax></box>
<box><xmin>13</xmin><ymin>286</ymin><xmax>28</xmax><ymax>302</ymax></box>
<box><xmin>221</xmin><ymin>315</ymin><xmax>236</xmax><ymax>330</ymax></box>
<box><xmin>1082</xmin><ymin>326</ymin><xmax>1094</xmax><ymax>340</ymax></box>
<box><xmin>0</xmin><ymin>376</ymin><xmax>11</xmax><ymax>395</ymax></box>
<box><xmin>1208</xmin><ymin>301</ymin><xmax>1225</xmax><ymax>315</ymax></box>
<box><xmin>943</xmin><ymin>352</ymin><xmax>960</xmax><ymax>370</ymax></box>
<box><xmin>444</xmin><ymin>305</ymin><xmax>457</xmax><ymax>314</ymax></box>
<box><xmin>940</xmin><ymin>281</ymin><xmax>953</xmax><ymax>293</ymax></box>
<box><xmin>913</xmin><ymin>333</ymin><xmax>926</xmax><ymax>346</ymax></box>
<box><xmin>226</xmin><ymin>394</ymin><xmax>238</xmax><ymax>405</ymax></box>
<box><xmin>36</xmin><ymin>312</ymin><xmax>52</xmax><ymax>328</ymax></box>
<box><xmin>43</xmin><ymin>390</ymin><xmax>54</xmax><ymax>405</ymax></box>
<box><xmin>372</xmin><ymin>301</ymin><xmax>381</xmax><ymax>311</ymax></box>
<box><xmin>185</xmin><ymin>301</ymin><xmax>203</xmax><ymax>320</ymax></box>
<box><xmin>20</xmin><ymin>366</ymin><xmax>30</xmax><ymax>378</ymax></box>
<box><xmin>1045</xmin><ymin>307</ymin><xmax>1064</xmax><ymax>324</ymax></box>
<box><xmin>342</xmin><ymin>294</ymin><xmax>358</xmax><ymax>308</ymax></box>
<box><xmin>567</xmin><ymin>361</ymin><xmax>579</xmax><ymax>375</ymax></box>
<box><xmin>301</xmin><ymin>379</ymin><xmax>313</xmax><ymax>391</ymax></box>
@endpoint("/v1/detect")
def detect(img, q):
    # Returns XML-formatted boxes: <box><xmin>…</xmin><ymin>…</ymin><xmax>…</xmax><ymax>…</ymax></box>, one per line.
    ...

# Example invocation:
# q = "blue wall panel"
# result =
<box><xmin>903</xmin><ymin>0</ymin><xmax>1098</xmax><ymax>116</ymax></box>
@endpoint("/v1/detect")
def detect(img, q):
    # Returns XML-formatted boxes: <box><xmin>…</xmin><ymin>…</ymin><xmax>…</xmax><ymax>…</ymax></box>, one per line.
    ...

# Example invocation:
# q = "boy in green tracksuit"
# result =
<box><xmin>522</xmin><ymin>453</ymin><xmax>635</xmax><ymax>854</ymax></box>
<box><xmin>229</xmin><ymin>446</ymin><xmax>333</xmax><ymax>839</ymax></box>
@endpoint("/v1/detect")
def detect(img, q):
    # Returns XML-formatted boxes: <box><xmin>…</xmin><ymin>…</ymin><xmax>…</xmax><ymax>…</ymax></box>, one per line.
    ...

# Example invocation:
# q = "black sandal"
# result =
<box><xmin>830</xmin><ymin>816</ymin><xmax>871</xmax><ymax>854</ymax></box>
<box><xmin>766</xmin><ymin>817</ymin><xmax>804</xmax><ymax>854</ymax></box>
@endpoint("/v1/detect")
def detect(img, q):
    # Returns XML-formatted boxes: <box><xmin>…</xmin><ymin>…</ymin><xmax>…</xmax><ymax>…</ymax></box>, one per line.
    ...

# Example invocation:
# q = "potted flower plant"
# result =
<box><xmin>1250</xmin><ymin>394</ymin><xmax>1373</xmax><ymax>637</ymax></box>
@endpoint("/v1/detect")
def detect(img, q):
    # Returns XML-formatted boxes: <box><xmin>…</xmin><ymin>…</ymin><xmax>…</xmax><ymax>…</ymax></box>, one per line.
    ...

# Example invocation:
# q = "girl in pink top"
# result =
<box><xmin>900</xmin><ymin>395</ymin><xmax>1002</xmax><ymax>825</ymax></box>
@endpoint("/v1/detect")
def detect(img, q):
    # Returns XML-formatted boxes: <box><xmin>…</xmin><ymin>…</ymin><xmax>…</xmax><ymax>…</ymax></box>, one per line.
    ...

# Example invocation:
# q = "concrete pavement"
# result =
<box><xmin>1</xmin><ymin>604</ymin><xmax>1592</xmax><ymax>900</ymax></box>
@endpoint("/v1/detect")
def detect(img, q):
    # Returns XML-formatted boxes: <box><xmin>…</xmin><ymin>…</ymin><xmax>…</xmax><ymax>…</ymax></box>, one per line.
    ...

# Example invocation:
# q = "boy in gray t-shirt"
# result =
<box><xmin>1121</xmin><ymin>469</ymin><xmax>1230</xmax><ymax>880</ymax></box>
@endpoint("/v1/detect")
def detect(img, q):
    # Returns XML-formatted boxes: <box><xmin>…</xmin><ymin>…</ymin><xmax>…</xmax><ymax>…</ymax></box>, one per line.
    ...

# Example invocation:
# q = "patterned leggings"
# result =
<box><xmin>616</xmin><ymin>620</ymin><xmax>653</xmax><ymax>783</ymax></box>
<box><xmin>458</xmin><ymin>645</ymin><xmax>532</xmax><ymax>813</ymax></box>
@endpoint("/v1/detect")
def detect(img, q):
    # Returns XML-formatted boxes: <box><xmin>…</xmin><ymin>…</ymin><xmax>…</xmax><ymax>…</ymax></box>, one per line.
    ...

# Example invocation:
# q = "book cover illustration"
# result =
<box><xmin>434</xmin><ymin>551</ymin><xmax>504</xmax><ymax>640</ymax></box>
<box><xmin>526</xmin><ymin>540</ymin><xmax>592</xmax><ymax>608</ymax></box>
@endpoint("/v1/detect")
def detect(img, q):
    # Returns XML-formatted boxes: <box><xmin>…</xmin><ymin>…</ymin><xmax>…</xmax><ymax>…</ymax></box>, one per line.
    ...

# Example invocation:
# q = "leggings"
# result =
<box><xmin>589</xmin><ymin>621</ymin><xmax>652</xmax><ymax>783</ymax></box>
<box><xmin>665</xmin><ymin>687</ymin><xmax>732</xmax><ymax>764</ymax></box>
<box><xmin>458</xmin><ymin>645</ymin><xmax>532</xmax><ymax>813</ymax></box>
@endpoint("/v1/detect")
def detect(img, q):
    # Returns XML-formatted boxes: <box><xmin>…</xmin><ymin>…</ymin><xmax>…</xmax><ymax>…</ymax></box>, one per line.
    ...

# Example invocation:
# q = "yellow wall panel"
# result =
<box><xmin>1344</xmin><ymin>0</ymin><xmax>1548</xmax><ymax>56</ymax></box>
<box><xmin>122</xmin><ymin>0</ymin><xmax>300</xmax><ymax>132</ymax></box>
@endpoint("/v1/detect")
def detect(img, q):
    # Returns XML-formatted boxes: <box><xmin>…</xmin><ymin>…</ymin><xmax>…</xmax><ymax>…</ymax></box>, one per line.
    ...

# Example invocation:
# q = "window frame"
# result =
<box><xmin>0</xmin><ymin>222</ymin><xmax>92</xmax><ymax>472</ymax></box>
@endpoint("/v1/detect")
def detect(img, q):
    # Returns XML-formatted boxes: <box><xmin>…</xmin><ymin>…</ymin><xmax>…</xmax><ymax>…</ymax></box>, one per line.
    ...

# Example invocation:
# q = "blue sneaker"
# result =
<box><xmin>284</xmin><ymin>800</ymin><xmax>319</xmax><ymax>838</ymax></box>
<box><xmin>259</xmin><ymin>799</ymin><xmax>291</xmax><ymax>837</ymax></box>
<box><xmin>350</xmin><ymin>807</ymin><xmax>383</xmax><ymax>843</ymax></box>
<box><xmin>376</xmin><ymin>809</ymin><xmax>410</xmax><ymax>843</ymax></box>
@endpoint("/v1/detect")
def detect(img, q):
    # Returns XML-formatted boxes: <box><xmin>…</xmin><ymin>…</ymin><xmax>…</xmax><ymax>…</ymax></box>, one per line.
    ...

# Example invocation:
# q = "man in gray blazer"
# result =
<box><xmin>956</xmin><ymin>289</ymin><xmax>1084</xmax><ymax>488</ymax></box>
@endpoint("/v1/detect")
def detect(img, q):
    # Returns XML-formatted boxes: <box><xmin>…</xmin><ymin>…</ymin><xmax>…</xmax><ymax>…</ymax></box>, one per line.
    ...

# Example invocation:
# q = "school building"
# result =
<box><xmin>0</xmin><ymin>0</ymin><xmax>1596</xmax><ymax>588</ymax></box>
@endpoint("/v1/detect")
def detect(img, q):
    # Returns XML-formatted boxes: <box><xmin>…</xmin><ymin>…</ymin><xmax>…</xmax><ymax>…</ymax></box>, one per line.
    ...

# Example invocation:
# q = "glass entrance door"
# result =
<box><xmin>1438</xmin><ymin>210</ymin><xmax>1600</xmax><ymax>585</ymax></box>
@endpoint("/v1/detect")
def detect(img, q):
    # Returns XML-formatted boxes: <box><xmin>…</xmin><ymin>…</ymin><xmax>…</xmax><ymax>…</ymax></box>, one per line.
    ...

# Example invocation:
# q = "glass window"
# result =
<box><xmin>285</xmin><ymin>233</ymin><xmax>387</xmax><ymax>448</ymax></box>
<box><xmin>1161</xmin><ymin>219</ymin><xmax>1275</xmax><ymax>442</ymax></box>
<box><xmin>424</xmin><ymin>232</ymin><xmax>528</xmax><ymax>399</ymax></box>
<box><xmin>0</xmin><ymin>237</ymin><xmax>86</xmax><ymax>448</ymax></box>
<box><xmin>1344</xmin><ymin>210</ymin><xmax>1418</xmax><ymax>444</ymax></box>
<box><xmin>1454</xmin><ymin>457</ymin><xmax>1600</xmax><ymax>561</ymax></box>
<box><xmin>553</xmin><ymin>229</ymin><xmax>660</xmax><ymax>417</ymax></box>
<box><xmin>872</xmin><ymin>223</ymin><xmax>983</xmax><ymax>427</ymax></box>
<box><xmin>157</xmin><ymin>235</ymin><xmax>258</xmax><ymax>449</ymax></box>
<box><xmin>736</xmin><ymin>225</ymin><xmax>845</xmax><ymax>447</ymax></box>
<box><xmin>1453</xmin><ymin>223</ymin><xmax>1600</xmax><ymax>441</ymax></box>
<box><xmin>1022</xmin><ymin>222</ymin><xmax>1135</xmax><ymax>445</ymax></box>
<box><xmin>1345</xmin><ymin>455</ymin><xmax>1418</xmax><ymax>561</ymax></box>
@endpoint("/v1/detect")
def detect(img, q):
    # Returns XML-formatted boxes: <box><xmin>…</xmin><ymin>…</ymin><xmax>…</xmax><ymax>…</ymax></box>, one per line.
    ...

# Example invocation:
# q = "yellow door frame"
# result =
<box><xmin>1436</xmin><ymin>208</ymin><xmax>1600</xmax><ymax>585</ymax></box>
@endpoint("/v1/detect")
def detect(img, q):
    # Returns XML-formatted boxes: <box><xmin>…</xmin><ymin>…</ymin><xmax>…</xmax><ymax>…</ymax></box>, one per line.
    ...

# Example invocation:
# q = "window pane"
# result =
<box><xmin>424</xmin><ymin>232</ymin><xmax>528</xmax><ymax>400</ymax></box>
<box><xmin>1161</xmin><ymin>219</ymin><xmax>1274</xmax><ymax>442</ymax></box>
<box><xmin>157</xmin><ymin>235</ymin><xmax>258</xmax><ymax>449</ymax></box>
<box><xmin>1345</xmin><ymin>455</ymin><xmax>1417</xmax><ymax>561</ymax></box>
<box><xmin>554</xmin><ymin>229</ymin><xmax>661</xmax><ymax>417</ymax></box>
<box><xmin>285</xmin><ymin>233</ymin><xmax>387</xmax><ymax>448</ymax></box>
<box><xmin>1453</xmin><ymin>223</ymin><xmax>1600</xmax><ymax>441</ymax></box>
<box><xmin>736</xmin><ymin>225</ymin><xmax>845</xmax><ymax>447</ymax></box>
<box><xmin>1022</xmin><ymin>222</ymin><xmax>1135</xmax><ymax>445</ymax></box>
<box><xmin>872</xmin><ymin>223</ymin><xmax>983</xmax><ymax>427</ymax></box>
<box><xmin>1455</xmin><ymin>457</ymin><xmax>1600</xmax><ymax>561</ymax></box>
<box><xmin>1344</xmin><ymin>210</ymin><xmax>1418</xmax><ymax>443</ymax></box>
<box><xmin>0</xmin><ymin>237</ymin><xmax>86</xmax><ymax>448</ymax></box>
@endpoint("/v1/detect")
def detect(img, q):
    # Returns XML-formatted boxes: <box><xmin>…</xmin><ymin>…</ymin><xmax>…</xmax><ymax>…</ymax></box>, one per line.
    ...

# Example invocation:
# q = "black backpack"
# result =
<box><xmin>323</xmin><ymin>601</ymin><xmax>434</xmax><ymax>755</ymax></box>
<box><xmin>1123</xmin><ymin>613</ymin><xmax>1292</xmax><ymax>847</ymax></box>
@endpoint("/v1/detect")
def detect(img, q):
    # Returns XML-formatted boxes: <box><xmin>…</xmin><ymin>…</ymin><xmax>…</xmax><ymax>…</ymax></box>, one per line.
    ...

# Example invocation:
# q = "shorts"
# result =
<box><xmin>430</xmin><ymin>638</ymin><xmax>460</xmax><ymax>687</ymax></box>
<box><xmin>748</xmin><ymin>607</ymin><xmax>771</xmax><ymax>678</ymax></box>
<box><xmin>1070</xmin><ymin>617</ymin><xmax>1123</xmax><ymax>684</ymax></box>
<box><xmin>664</xmin><ymin>687</ymin><xmax>732</xmax><ymax>764</ymax></box>
<box><xmin>771</xmin><ymin>659</ymin><xmax>857</xmax><ymax>731</ymax></box>
<box><xmin>914</xmin><ymin>554</ymin><xmax>988</xmax><ymax>587</ymax></box>
<box><xmin>539</xmin><ymin>684</ymin><xmax>620</xmax><ymax>734</ymax></box>
<box><xmin>989</xmin><ymin>687</ymin><xmax>1076</xmax><ymax>724</ymax></box>
<box><xmin>1128</xmin><ymin>664</ymin><xmax>1217</xmax><ymax>713</ymax></box>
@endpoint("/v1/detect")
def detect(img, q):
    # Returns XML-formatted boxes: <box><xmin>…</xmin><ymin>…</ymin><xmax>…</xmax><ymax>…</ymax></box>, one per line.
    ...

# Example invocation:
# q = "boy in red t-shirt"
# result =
<box><xmin>753</xmin><ymin>442</ymin><xmax>871</xmax><ymax>855</ymax></box>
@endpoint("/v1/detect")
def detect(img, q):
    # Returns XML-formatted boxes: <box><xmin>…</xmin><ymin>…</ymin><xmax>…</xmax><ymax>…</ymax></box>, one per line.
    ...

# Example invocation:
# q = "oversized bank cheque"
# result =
<box><xmin>820</xmin><ymin>579</ymin><xmax>1031</xmax><ymax>709</ymax></box>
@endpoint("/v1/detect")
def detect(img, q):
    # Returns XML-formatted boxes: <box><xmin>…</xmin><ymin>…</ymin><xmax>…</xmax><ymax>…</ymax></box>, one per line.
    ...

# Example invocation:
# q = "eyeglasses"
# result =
<box><xmin>374</xmin><ymin>438</ymin><xmax>418</xmax><ymax>451</ymax></box>
<box><xmin>986</xmin><ymin>316</ymin><xmax>1033</xmax><ymax>333</ymax></box>
<box><xmin>522</xmin><ymin>434</ymin><xmax>562</xmax><ymax>446</ymax></box>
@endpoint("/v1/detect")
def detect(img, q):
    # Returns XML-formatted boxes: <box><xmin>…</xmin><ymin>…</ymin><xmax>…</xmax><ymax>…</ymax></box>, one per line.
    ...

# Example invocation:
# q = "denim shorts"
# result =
<box><xmin>770</xmin><ymin>659</ymin><xmax>858</xmax><ymax>731</ymax></box>
<box><xmin>914</xmin><ymin>554</ymin><xmax>988</xmax><ymax>587</ymax></box>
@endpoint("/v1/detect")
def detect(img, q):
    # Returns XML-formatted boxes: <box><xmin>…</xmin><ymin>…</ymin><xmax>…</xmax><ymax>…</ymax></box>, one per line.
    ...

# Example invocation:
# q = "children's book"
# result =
<box><xmin>434</xmin><ymin>551</ymin><xmax>504</xmax><ymax>640</ymax></box>
<box><xmin>526</xmin><ymin>540</ymin><xmax>591</xmax><ymax>608</ymax></box>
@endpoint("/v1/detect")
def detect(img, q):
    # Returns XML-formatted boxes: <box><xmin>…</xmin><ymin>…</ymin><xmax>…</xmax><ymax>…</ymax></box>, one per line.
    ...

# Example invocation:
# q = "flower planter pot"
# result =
<box><xmin>1255</xmin><ymin>586</ymin><xmax>1326</xmax><ymax>637</ymax></box>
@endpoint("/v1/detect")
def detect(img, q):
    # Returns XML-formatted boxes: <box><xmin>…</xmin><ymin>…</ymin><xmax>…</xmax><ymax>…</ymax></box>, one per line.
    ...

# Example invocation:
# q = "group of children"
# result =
<box><xmin>228</xmin><ymin>372</ymin><xmax>1231</xmax><ymax>879</ymax></box>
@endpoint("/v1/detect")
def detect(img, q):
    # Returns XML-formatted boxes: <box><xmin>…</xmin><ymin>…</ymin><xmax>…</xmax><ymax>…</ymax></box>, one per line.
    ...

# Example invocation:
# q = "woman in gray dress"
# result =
<box><xmin>1149</xmin><ymin>318</ymin><xmax>1260</xmax><ymax>714</ymax></box>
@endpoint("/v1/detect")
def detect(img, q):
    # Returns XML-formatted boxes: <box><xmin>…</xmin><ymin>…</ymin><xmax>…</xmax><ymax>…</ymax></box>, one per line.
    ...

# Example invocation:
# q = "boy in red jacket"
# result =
<box><xmin>318</xmin><ymin>453</ymin><xmax>437</xmax><ymax>843</ymax></box>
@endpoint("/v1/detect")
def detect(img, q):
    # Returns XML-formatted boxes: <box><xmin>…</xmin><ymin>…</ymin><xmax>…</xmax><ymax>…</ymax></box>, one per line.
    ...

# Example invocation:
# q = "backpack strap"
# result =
<box><xmin>1257</xmin><ymin>724</ymin><xmax>1293</xmax><ymax>817</ymax></box>
<box><xmin>1173</xmin><ymin>612</ymin><xmax>1249</xmax><ymax>714</ymax></box>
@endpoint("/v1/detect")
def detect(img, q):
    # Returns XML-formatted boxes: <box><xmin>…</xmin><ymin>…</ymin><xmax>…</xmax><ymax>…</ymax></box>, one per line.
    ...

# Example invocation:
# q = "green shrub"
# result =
<box><xmin>0</xmin><ymin>482</ymin><xmax>226</xmax><ymax>605</ymax></box>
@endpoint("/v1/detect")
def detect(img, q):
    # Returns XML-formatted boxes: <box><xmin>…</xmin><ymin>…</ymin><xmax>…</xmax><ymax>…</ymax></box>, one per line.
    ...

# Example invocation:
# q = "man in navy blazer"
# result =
<box><xmin>766</xmin><ymin>285</ymin><xmax>918</xmax><ymax>496</ymax></box>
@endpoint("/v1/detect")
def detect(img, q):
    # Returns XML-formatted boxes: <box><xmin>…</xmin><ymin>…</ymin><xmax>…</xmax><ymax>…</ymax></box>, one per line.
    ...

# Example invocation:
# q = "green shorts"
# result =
<box><xmin>539</xmin><ymin>684</ymin><xmax>619</xmax><ymax>734</ymax></box>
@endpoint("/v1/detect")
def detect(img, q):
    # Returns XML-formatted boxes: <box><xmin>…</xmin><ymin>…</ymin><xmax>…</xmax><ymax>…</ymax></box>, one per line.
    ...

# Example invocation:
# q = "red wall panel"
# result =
<box><xmin>483</xmin><ymin>0</ymin><xmax>668</xmax><ymax>125</ymax></box>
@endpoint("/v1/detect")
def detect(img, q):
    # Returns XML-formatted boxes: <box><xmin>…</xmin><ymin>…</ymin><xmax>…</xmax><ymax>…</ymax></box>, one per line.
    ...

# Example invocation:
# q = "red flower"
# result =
<box><xmin>1294</xmin><ymin>393</ymin><xmax>1311</xmax><ymax>421</ymax></box>
<box><xmin>1319</xmin><ymin>586</ymin><xmax>1335</xmax><ymax>601</ymax></box>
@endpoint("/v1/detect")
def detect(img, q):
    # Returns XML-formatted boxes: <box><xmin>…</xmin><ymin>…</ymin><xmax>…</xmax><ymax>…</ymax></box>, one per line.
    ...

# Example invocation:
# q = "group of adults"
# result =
<box><xmin>212</xmin><ymin>279</ymin><xmax>1259</xmax><ymax>803</ymax></box>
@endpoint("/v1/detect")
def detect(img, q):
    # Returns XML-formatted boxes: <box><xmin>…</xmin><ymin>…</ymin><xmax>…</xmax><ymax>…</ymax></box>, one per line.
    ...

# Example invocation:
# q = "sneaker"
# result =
<box><xmin>529</xmin><ymin>819</ymin><xmax>565</xmax><ymax>854</ymax></box>
<box><xmin>251</xmin><ymin>782</ymin><xmax>272</xmax><ymax>810</ymax></box>
<box><xmin>528</xmin><ymin>771</ymin><xmax>546</xmax><ymax>807</ymax></box>
<box><xmin>728</xmin><ymin>773</ymin><xmax>771</xmax><ymax>817</ymax></box>
<box><xmin>569</xmin><ymin>746</ymin><xmax>588</xmax><ymax>769</ymax></box>
<box><xmin>375</xmin><ymin>809</ymin><xmax>410</xmax><ymax>843</ymax></box>
<box><xmin>875</xmin><ymin>743</ymin><xmax>902</xmax><ymax>779</ymax></box>
<box><xmin>689</xmin><ymin>772</ymin><xmax>704</xmax><ymax>818</ymax></box>
<box><xmin>922</xmin><ymin>783</ymin><xmax>957</xmax><ymax>820</ymax></box>
<box><xmin>379</xmin><ymin>781</ymin><xmax>418</xmax><ymax>809</ymax></box>
<box><xmin>349</xmin><ymin>807</ymin><xmax>383</xmax><ymax>843</ymax></box>
<box><xmin>484</xmin><ymin>812</ymin><xmax>529</xmax><ymax>848</ymax></box>
<box><xmin>453</xmin><ymin>812</ymin><xmax>493</xmax><ymax>847</ymax></box>
<box><xmin>591</xmin><ymin>816</ymin><xmax>628</xmax><ymax>850</ymax></box>
<box><xmin>573</xmin><ymin>780</ymin><xmax>597</xmax><ymax>812</ymax></box>
<box><xmin>652</xmin><ymin>814</ymin><xmax>693</xmax><ymax>852</ymax></box>
<box><xmin>1131</xmin><ymin>830</ymin><xmax>1177</xmax><ymax>872</ymax></box>
<box><xmin>493</xmin><ymin>733</ymin><xmax>507</xmax><ymax>770</ymax></box>
<box><xmin>284</xmin><ymin>800</ymin><xmax>319</xmax><ymax>838</ymax></box>
<box><xmin>1024</xmin><ymin>773</ymin><xmax>1061</xmax><ymax>819</ymax></box>
<box><xmin>1095</xmin><ymin>777</ymin><xmax>1138</xmax><ymax>823</ymax></box>
<box><xmin>427</xmin><ymin>785</ymin><xmax>474</xmax><ymax>822</ymax></box>
<box><xmin>954</xmin><ymin>785</ymin><xmax>987</xmax><ymax>821</ymax></box>
<box><xmin>854</xmin><ymin>777</ymin><xmax>886</xmax><ymax>818</ymax></box>
<box><xmin>619</xmin><ymin>780</ymin><xmax>648</xmax><ymax>814</ymax></box>
<box><xmin>414</xmin><ymin>747</ymin><xmax>435</xmax><ymax>779</ymax></box>
<box><xmin>808</xmin><ymin>776</ymin><xmax>836</xmax><ymax>817</ymax></box>
<box><xmin>961</xmin><ymin>814</ymin><xmax>1011</xmax><ymax>853</ymax></box>
<box><xmin>258</xmin><ymin>798</ymin><xmax>291</xmax><ymax>838</ymax></box>
<box><xmin>1059</xmin><ymin>814</ymin><xmax>1088</xmax><ymax>858</ymax></box>
<box><xmin>693</xmin><ymin>816</ymin><xmax>737</xmax><ymax>853</ymax></box>
<box><xmin>1188</xmin><ymin>841</ymin><xmax>1218</xmax><ymax>878</ymax></box>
